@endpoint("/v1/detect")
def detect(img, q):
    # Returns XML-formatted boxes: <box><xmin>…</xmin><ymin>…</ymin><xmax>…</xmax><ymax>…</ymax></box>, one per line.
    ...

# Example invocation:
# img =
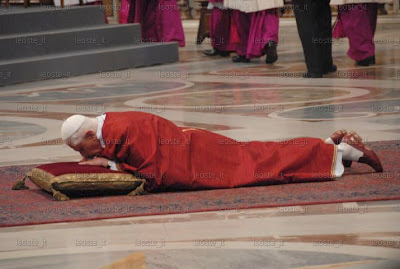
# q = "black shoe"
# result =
<box><xmin>303</xmin><ymin>72</ymin><xmax>323</xmax><ymax>78</ymax></box>
<box><xmin>203</xmin><ymin>48</ymin><xmax>230</xmax><ymax>57</ymax></box>
<box><xmin>232</xmin><ymin>55</ymin><xmax>250</xmax><ymax>63</ymax></box>
<box><xmin>323</xmin><ymin>64</ymin><xmax>337</xmax><ymax>74</ymax></box>
<box><xmin>265</xmin><ymin>41</ymin><xmax>278</xmax><ymax>64</ymax></box>
<box><xmin>356</xmin><ymin>55</ymin><xmax>375</xmax><ymax>66</ymax></box>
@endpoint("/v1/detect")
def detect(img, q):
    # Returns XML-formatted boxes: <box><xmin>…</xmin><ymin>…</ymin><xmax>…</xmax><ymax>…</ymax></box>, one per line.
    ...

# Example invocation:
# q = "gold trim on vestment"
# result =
<box><xmin>182</xmin><ymin>128</ymin><xmax>199</xmax><ymax>132</ymax></box>
<box><xmin>331</xmin><ymin>145</ymin><xmax>338</xmax><ymax>179</ymax></box>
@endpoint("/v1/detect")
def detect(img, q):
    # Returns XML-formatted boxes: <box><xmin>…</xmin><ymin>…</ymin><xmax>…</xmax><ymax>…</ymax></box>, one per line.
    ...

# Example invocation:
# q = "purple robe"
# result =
<box><xmin>232</xmin><ymin>9</ymin><xmax>279</xmax><ymax>59</ymax></box>
<box><xmin>336</xmin><ymin>3</ymin><xmax>377</xmax><ymax>61</ymax></box>
<box><xmin>209</xmin><ymin>7</ymin><xmax>238</xmax><ymax>52</ymax></box>
<box><xmin>128</xmin><ymin>0</ymin><xmax>185</xmax><ymax>47</ymax></box>
<box><xmin>231</xmin><ymin>10</ymin><xmax>251</xmax><ymax>56</ymax></box>
<box><xmin>119</xmin><ymin>0</ymin><xmax>130</xmax><ymax>24</ymax></box>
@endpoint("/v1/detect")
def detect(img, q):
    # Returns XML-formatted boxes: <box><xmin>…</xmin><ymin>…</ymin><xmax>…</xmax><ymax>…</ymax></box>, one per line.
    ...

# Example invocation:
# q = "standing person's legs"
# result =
<box><xmin>128</xmin><ymin>0</ymin><xmax>143</xmax><ymax>24</ymax></box>
<box><xmin>264</xmin><ymin>8</ymin><xmax>279</xmax><ymax>64</ymax></box>
<box><xmin>293</xmin><ymin>0</ymin><xmax>323</xmax><ymax>77</ymax></box>
<box><xmin>127</xmin><ymin>0</ymin><xmax>137</xmax><ymax>23</ymax></box>
<box><xmin>246</xmin><ymin>9</ymin><xmax>279</xmax><ymax>64</ymax></box>
<box><xmin>339</xmin><ymin>3</ymin><xmax>376</xmax><ymax>65</ymax></box>
<box><xmin>203</xmin><ymin>7</ymin><xmax>232</xmax><ymax>56</ymax></box>
<box><xmin>155</xmin><ymin>0</ymin><xmax>186</xmax><ymax>47</ymax></box>
<box><xmin>231</xmin><ymin>10</ymin><xmax>251</xmax><ymax>62</ymax></box>
<box><xmin>129</xmin><ymin>0</ymin><xmax>154</xmax><ymax>43</ymax></box>
<box><xmin>317</xmin><ymin>0</ymin><xmax>336</xmax><ymax>74</ymax></box>
<box><xmin>367</xmin><ymin>3</ymin><xmax>378</xmax><ymax>34</ymax></box>
<box><xmin>138</xmin><ymin>0</ymin><xmax>185</xmax><ymax>47</ymax></box>
<box><xmin>140</xmin><ymin>0</ymin><xmax>156</xmax><ymax>43</ymax></box>
<box><xmin>119</xmin><ymin>0</ymin><xmax>131</xmax><ymax>24</ymax></box>
<box><xmin>366</xmin><ymin>3</ymin><xmax>378</xmax><ymax>64</ymax></box>
<box><xmin>226</xmin><ymin>10</ymin><xmax>239</xmax><ymax>52</ymax></box>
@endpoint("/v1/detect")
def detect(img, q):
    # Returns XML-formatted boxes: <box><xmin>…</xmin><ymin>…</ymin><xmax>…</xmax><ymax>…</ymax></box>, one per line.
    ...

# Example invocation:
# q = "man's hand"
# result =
<box><xmin>79</xmin><ymin>157</ymin><xmax>109</xmax><ymax>168</ymax></box>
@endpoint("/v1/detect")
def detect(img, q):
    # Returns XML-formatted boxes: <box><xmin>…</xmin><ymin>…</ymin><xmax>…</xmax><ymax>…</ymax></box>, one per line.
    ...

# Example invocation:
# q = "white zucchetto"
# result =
<box><xmin>61</xmin><ymin>115</ymin><xmax>86</xmax><ymax>141</ymax></box>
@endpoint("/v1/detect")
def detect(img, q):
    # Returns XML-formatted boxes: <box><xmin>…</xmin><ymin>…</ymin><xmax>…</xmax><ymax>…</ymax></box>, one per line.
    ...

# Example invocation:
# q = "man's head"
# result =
<box><xmin>61</xmin><ymin>115</ymin><xmax>103</xmax><ymax>159</ymax></box>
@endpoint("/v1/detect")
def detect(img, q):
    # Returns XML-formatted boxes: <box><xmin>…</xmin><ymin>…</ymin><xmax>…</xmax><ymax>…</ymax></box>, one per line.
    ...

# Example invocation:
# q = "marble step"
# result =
<box><xmin>0</xmin><ymin>24</ymin><xmax>142</xmax><ymax>60</ymax></box>
<box><xmin>0</xmin><ymin>6</ymin><xmax>105</xmax><ymax>35</ymax></box>
<box><xmin>0</xmin><ymin>42</ymin><xmax>179</xmax><ymax>86</ymax></box>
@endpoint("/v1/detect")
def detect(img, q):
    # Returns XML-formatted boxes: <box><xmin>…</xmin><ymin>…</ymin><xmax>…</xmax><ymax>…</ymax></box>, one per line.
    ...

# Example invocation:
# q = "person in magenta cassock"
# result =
<box><xmin>203</xmin><ymin>0</ymin><xmax>238</xmax><ymax>57</ymax></box>
<box><xmin>221</xmin><ymin>0</ymin><xmax>283</xmax><ymax>64</ymax></box>
<box><xmin>331</xmin><ymin>0</ymin><xmax>393</xmax><ymax>66</ymax></box>
<box><xmin>127</xmin><ymin>0</ymin><xmax>185</xmax><ymax>47</ymax></box>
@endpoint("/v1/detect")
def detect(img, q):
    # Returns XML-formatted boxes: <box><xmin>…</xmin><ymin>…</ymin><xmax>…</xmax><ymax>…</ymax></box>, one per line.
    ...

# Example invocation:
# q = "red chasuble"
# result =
<box><xmin>100</xmin><ymin>112</ymin><xmax>337</xmax><ymax>192</ymax></box>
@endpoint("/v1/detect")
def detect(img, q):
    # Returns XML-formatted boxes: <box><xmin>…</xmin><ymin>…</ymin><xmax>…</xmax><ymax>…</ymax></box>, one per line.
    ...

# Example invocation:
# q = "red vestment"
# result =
<box><xmin>100</xmin><ymin>112</ymin><xmax>337</xmax><ymax>192</ymax></box>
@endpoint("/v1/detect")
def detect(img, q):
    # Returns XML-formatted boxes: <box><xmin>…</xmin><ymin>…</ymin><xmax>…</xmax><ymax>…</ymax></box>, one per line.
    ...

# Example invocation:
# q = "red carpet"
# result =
<box><xmin>1</xmin><ymin>140</ymin><xmax>399</xmax><ymax>227</ymax></box>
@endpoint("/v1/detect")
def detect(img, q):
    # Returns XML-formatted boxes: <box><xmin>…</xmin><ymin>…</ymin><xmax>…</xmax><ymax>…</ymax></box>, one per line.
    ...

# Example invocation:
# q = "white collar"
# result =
<box><xmin>96</xmin><ymin>114</ymin><xmax>106</xmax><ymax>148</ymax></box>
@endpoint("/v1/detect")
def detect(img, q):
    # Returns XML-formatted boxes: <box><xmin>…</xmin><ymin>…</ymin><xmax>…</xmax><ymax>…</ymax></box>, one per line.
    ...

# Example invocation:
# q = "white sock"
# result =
<box><xmin>334</xmin><ymin>145</ymin><xmax>344</xmax><ymax>179</ymax></box>
<box><xmin>325</xmin><ymin>137</ymin><xmax>334</xmax><ymax>144</ymax></box>
<box><xmin>339</xmin><ymin>143</ymin><xmax>364</xmax><ymax>161</ymax></box>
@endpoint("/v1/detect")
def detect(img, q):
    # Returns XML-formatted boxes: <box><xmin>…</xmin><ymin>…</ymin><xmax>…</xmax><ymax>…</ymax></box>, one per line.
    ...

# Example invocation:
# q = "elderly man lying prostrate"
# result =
<box><xmin>61</xmin><ymin>112</ymin><xmax>383</xmax><ymax>193</ymax></box>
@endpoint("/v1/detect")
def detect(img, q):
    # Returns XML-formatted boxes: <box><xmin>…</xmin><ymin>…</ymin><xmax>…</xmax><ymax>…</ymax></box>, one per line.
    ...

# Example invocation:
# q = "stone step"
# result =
<box><xmin>0</xmin><ymin>6</ymin><xmax>105</xmax><ymax>35</ymax></box>
<box><xmin>0</xmin><ymin>42</ymin><xmax>179</xmax><ymax>86</ymax></box>
<box><xmin>0</xmin><ymin>24</ymin><xmax>142</xmax><ymax>60</ymax></box>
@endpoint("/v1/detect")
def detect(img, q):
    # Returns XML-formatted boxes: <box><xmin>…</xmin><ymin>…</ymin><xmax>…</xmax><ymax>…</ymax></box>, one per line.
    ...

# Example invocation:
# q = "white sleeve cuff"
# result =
<box><xmin>108</xmin><ymin>161</ymin><xmax>118</xmax><ymax>171</ymax></box>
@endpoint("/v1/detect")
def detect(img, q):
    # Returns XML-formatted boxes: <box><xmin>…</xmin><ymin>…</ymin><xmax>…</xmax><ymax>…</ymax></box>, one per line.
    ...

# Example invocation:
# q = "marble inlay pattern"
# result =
<box><xmin>0</xmin><ymin>16</ymin><xmax>400</xmax><ymax>269</ymax></box>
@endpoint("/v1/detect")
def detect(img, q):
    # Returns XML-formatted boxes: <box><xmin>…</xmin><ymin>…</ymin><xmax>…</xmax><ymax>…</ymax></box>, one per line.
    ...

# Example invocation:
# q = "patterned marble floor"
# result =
<box><xmin>0</xmin><ymin>16</ymin><xmax>400</xmax><ymax>268</ymax></box>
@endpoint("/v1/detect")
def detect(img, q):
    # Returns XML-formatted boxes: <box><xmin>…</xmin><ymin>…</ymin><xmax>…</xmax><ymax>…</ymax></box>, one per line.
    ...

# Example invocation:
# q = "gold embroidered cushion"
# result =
<box><xmin>12</xmin><ymin>162</ymin><xmax>146</xmax><ymax>201</ymax></box>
